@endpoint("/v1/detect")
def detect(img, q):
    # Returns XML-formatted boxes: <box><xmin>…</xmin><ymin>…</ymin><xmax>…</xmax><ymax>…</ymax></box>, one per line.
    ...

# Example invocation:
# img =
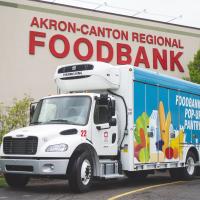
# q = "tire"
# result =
<box><xmin>169</xmin><ymin>168</ymin><xmax>182</xmax><ymax>180</ymax></box>
<box><xmin>182</xmin><ymin>151</ymin><xmax>196</xmax><ymax>179</ymax></box>
<box><xmin>170</xmin><ymin>151</ymin><xmax>196</xmax><ymax>180</ymax></box>
<box><xmin>125</xmin><ymin>171</ymin><xmax>148</xmax><ymax>181</ymax></box>
<box><xmin>4</xmin><ymin>174</ymin><xmax>30</xmax><ymax>188</ymax></box>
<box><xmin>196</xmin><ymin>166</ymin><xmax>200</xmax><ymax>176</ymax></box>
<box><xmin>68</xmin><ymin>151</ymin><xmax>93</xmax><ymax>193</ymax></box>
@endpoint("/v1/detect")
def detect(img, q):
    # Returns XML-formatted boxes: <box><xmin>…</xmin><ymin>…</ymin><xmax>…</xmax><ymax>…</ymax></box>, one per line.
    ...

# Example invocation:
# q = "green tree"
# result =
<box><xmin>0</xmin><ymin>97</ymin><xmax>32</xmax><ymax>143</ymax></box>
<box><xmin>188</xmin><ymin>49</ymin><xmax>200</xmax><ymax>84</ymax></box>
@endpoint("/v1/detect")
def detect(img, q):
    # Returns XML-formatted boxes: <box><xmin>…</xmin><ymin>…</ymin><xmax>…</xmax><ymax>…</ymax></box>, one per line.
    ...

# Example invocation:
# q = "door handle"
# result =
<box><xmin>96</xmin><ymin>123</ymin><xmax>110</xmax><ymax>130</ymax></box>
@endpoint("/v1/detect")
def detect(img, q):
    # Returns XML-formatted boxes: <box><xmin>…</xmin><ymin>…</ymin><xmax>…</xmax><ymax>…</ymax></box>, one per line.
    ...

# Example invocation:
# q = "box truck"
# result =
<box><xmin>0</xmin><ymin>62</ymin><xmax>200</xmax><ymax>192</ymax></box>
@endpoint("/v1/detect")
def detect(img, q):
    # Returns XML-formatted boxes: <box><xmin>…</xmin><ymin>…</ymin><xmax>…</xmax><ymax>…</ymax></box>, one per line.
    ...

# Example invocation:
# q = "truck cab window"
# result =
<box><xmin>31</xmin><ymin>96</ymin><xmax>91</xmax><ymax>126</ymax></box>
<box><xmin>94</xmin><ymin>103</ymin><xmax>110</xmax><ymax>124</ymax></box>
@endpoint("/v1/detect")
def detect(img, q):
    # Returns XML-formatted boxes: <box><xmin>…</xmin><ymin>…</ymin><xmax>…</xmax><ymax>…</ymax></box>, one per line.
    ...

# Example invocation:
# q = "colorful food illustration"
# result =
<box><xmin>165</xmin><ymin>147</ymin><xmax>173</xmax><ymax>159</ymax></box>
<box><xmin>134</xmin><ymin>112</ymin><xmax>150</xmax><ymax>162</ymax></box>
<box><xmin>163</xmin><ymin>111</ymin><xmax>171</xmax><ymax>152</ymax></box>
<box><xmin>159</xmin><ymin>102</ymin><xmax>165</xmax><ymax>135</ymax></box>
<box><xmin>149</xmin><ymin>152</ymin><xmax>165</xmax><ymax>162</ymax></box>
<box><xmin>155</xmin><ymin>140</ymin><xmax>164</xmax><ymax>151</ymax></box>
<box><xmin>170</xmin><ymin>129</ymin><xmax>184</xmax><ymax>159</ymax></box>
<box><xmin>134</xmin><ymin>101</ymin><xmax>185</xmax><ymax>163</ymax></box>
<box><xmin>159</xmin><ymin>102</ymin><xmax>171</xmax><ymax>153</ymax></box>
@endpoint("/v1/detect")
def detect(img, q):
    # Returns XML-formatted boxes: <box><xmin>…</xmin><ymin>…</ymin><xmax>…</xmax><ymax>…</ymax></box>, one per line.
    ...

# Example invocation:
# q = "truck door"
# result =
<box><xmin>92</xmin><ymin>96</ymin><xmax>118</xmax><ymax>156</ymax></box>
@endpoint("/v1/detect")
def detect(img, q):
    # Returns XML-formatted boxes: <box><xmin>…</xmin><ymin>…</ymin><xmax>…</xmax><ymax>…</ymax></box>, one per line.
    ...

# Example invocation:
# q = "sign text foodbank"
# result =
<box><xmin>29</xmin><ymin>17</ymin><xmax>184</xmax><ymax>72</ymax></box>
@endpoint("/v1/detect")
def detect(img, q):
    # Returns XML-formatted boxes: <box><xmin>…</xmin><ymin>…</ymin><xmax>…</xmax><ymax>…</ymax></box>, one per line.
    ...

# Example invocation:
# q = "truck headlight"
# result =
<box><xmin>46</xmin><ymin>143</ymin><xmax>68</xmax><ymax>152</ymax></box>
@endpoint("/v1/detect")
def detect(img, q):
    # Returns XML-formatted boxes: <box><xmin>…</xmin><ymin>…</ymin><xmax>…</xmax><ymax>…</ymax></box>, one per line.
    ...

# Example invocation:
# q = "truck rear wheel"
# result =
<box><xmin>196</xmin><ymin>167</ymin><xmax>200</xmax><ymax>176</ymax></box>
<box><xmin>68</xmin><ymin>152</ymin><xmax>93</xmax><ymax>193</ymax></box>
<box><xmin>170</xmin><ymin>151</ymin><xmax>196</xmax><ymax>180</ymax></box>
<box><xmin>169</xmin><ymin>168</ymin><xmax>182</xmax><ymax>180</ymax></box>
<box><xmin>4</xmin><ymin>174</ymin><xmax>30</xmax><ymax>188</ymax></box>
<box><xmin>183</xmin><ymin>151</ymin><xmax>196</xmax><ymax>178</ymax></box>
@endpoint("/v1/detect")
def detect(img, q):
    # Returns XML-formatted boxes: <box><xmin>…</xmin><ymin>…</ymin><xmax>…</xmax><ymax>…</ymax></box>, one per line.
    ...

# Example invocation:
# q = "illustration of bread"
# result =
<box><xmin>158</xmin><ymin>101</ymin><xmax>171</xmax><ymax>154</ymax></box>
<box><xmin>159</xmin><ymin>102</ymin><xmax>165</xmax><ymax>135</ymax></box>
<box><xmin>162</xmin><ymin>112</ymin><xmax>171</xmax><ymax>152</ymax></box>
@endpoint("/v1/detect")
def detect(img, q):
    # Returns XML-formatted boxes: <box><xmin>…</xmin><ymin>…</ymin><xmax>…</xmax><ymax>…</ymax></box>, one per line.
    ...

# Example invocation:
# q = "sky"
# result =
<box><xmin>42</xmin><ymin>0</ymin><xmax>200</xmax><ymax>28</ymax></box>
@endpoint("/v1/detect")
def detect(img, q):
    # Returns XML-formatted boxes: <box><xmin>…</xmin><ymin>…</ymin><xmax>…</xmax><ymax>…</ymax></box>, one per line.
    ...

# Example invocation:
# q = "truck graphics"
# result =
<box><xmin>0</xmin><ymin>62</ymin><xmax>200</xmax><ymax>192</ymax></box>
<box><xmin>134</xmin><ymin>70</ymin><xmax>200</xmax><ymax>164</ymax></box>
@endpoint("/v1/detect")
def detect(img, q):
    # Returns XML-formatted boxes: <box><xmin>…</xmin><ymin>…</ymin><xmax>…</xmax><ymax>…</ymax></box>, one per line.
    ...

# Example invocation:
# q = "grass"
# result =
<box><xmin>0</xmin><ymin>177</ymin><xmax>7</xmax><ymax>188</ymax></box>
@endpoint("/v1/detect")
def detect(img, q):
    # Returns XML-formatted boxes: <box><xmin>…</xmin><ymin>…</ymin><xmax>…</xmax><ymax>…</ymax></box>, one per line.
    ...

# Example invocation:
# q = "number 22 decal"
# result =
<box><xmin>81</xmin><ymin>130</ymin><xmax>87</xmax><ymax>137</ymax></box>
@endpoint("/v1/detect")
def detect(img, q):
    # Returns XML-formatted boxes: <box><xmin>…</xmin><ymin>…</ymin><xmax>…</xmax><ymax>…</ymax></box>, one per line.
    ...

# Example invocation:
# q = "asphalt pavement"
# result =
<box><xmin>0</xmin><ymin>172</ymin><xmax>199</xmax><ymax>200</ymax></box>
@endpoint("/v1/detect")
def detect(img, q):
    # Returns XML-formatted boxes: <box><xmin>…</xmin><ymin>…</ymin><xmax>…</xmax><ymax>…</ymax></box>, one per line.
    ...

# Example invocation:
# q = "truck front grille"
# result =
<box><xmin>58</xmin><ymin>64</ymin><xmax>94</xmax><ymax>73</ymax></box>
<box><xmin>3</xmin><ymin>136</ymin><xmax>38</xmax><ymax>155</ymax></box>
<box><xmin>6</xmin><ymin>165</ymin><xmax>33</xmax><ymax>172</ymax></box>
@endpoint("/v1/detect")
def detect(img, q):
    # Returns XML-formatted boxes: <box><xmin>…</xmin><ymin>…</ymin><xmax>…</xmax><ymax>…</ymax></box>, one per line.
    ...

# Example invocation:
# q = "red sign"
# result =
<box><xmin>29</xmin><ymin>17</ymin><xmax>185</xmax><ymax>72</ymax></box>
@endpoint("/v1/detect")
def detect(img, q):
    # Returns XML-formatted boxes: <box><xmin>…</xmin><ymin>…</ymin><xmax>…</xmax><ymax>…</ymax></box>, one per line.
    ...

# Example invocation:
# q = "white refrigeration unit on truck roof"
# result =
<box><xmin>55</xmin><ymin>62</ymin><xmax>120</xmax><ymax>92</ymax></box>
<box><xmin>0</xmin><ymin>62</ymin><xmax>200</xmax><ymax>193</ymax></box>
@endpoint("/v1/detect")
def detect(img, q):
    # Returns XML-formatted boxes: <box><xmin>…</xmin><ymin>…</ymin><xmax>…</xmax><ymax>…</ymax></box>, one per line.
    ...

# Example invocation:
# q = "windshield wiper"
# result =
<box><xmin>30</xmin><ymin>121</ymin><xmax>42</xmax><ymax>125</ymax></box>
<box><xmin>45</xmin><ymin>119</ymin><xmax>72</xmax><ymax>124</ymax></box>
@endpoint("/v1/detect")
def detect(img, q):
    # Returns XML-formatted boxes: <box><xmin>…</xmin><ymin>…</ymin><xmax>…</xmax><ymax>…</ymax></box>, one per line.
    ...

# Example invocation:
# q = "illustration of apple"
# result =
<box><xmin>165</xmin><ymin>147</ymin><xmax>174</xmax><ymax>159</ymax></box>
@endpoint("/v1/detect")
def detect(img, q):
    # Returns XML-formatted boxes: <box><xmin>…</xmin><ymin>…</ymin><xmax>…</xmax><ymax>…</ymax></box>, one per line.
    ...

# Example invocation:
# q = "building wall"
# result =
<box><xmin>0</xmin><ymin>0</ymin><xmax>200</xmax><ymax>104</ymax></box>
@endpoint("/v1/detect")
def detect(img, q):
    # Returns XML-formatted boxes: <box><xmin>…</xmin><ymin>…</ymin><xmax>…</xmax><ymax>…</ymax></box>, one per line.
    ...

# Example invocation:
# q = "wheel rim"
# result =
<box><xmin>186</xmin><ymin>156</ymin><xmax>195</xmax><ymax>176</ymax></box>
<box><xmin>81</xmin><ymin>159</ymin><xmax>91</xmax><ymax>185</ymax></box>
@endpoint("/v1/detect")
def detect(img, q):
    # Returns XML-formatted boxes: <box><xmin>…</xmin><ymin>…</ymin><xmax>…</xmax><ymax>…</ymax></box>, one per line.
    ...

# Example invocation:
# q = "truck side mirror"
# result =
<box><xmin>110</xmin><ymin>100</ymin><xmax>115</xmax><ymax>116</ymax></box>
<box><xmin>109</xmin><ymin>118</ymin><xmax>117</xmax><ymax>126</ymax></box>
<box><xmin>30</xmin><ymin>103</ymin><xmax>37</xmax><ymax>122</ymax></box>
<box><xmin>99</xmin><ymin>94</ymin><xmax>109</xmax><ymax>105</ymax></box>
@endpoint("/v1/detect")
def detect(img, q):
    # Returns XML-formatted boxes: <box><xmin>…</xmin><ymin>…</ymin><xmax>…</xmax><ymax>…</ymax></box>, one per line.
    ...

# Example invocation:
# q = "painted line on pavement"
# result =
<box><xmin>108</xmin><ymin>181</ymin><xmax>186</xmax><ymax>200</ymax></box>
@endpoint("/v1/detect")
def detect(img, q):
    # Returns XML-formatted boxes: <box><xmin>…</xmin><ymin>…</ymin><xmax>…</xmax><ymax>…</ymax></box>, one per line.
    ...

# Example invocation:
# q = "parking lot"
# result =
<box><xmin>0</xmin><ymin>172</ymin><xmax>199</xmax><ymax>200</ymax></box>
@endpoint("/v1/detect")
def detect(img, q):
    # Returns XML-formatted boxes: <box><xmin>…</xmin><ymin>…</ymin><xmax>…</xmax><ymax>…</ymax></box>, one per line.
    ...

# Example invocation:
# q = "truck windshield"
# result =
<box><xmin>31</xmin><ymin>96</ymin><xmax>91</xmax><ymax>126</ymax></box>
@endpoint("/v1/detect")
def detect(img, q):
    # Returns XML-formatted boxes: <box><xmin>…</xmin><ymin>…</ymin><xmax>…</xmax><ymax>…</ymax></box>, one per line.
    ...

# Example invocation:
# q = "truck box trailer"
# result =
<box><xmin>0</xmin><ymin>62</ymin><xmax>200</xmax><ymax>192</ymax></box>
<box><xmin>1</xmin><ymin>0</ymin><xmax>200</xmax><ymax>105</ymax></box>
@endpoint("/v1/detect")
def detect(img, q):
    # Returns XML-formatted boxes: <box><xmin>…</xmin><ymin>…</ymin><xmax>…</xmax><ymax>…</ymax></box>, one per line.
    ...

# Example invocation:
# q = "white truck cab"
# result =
<box><xmin>0</xmin><ymin>62</ymin><xmax>127</xmax><ymax>192</ymax></box>
<box><xmin>0</xmin><ymin>62</ymin><xmax>200</xmax><ymax>192</ymax></box>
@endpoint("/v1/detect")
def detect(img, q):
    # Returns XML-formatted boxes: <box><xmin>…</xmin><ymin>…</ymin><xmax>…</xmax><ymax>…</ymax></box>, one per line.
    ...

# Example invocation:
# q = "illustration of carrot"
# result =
<box><xmin>139</xmin><ymin>128</ymin><xmax>146</xmax><ymax>148</ymax></box>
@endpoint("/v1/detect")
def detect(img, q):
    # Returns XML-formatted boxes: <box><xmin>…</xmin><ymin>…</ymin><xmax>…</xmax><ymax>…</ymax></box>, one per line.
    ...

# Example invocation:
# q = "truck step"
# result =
<box><xmin>194</xmin><ymin>161</ymin><xmax>200</xmax><ymax>166</ymax></box>
<box><xmin>101</xmin><ymin>174</ymin><xmax>125</xmax><ymax>179</ymax></box>
<box><xmin>99</xmin><ymin>159</ymin><xmax>122</xmax><ymax>177</ymax></box>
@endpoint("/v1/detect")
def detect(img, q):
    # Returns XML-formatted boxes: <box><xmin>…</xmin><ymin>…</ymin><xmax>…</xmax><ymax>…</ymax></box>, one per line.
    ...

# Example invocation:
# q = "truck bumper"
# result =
<box><xmin>0</xmin><ymin>158</ymin><xmax>69</xmax><ymax>175</ymax></box>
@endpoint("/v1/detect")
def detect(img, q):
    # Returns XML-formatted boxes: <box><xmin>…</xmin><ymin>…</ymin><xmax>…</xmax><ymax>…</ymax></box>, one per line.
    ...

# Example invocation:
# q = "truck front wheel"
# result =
<box><xmin>68</xmin><ymin>152</ymin><xmax>93</xmax><ymax>193</ymax></box>
<box><xmin>4</xmin><ymin>174</ymin><xmax>30</xmax><ymax>188</ymax></box>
